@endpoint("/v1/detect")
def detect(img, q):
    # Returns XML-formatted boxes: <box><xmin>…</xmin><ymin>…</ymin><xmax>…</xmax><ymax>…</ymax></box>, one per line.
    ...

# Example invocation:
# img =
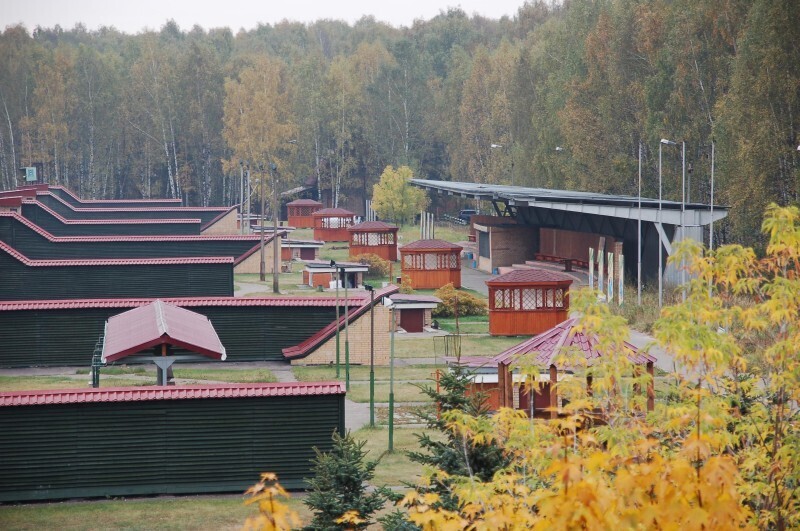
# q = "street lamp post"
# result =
<box><xmin>239</xmin><ymin>161</ymin><xmax>245</xmax><ymax>235</ymax></box>
<box><xmin>490</xmin><ymin>143</ymin><xmax>514</xmax><ymax>186</ymax></box>
<box><xmin>365</xmin><ymin>284</ymin><xmax>375</xmax><ymax>427</ymax></box>
<box><xmin>269</xmin><ymin>162</ymin><xmax>280</xmax><ymax>294</ymax></box>
<box><xmin>681</xmin><ymin>141</ymin><xmax>686</xmax><ymax>302</ymax></box>
<box><xmin>386</xmin><ymin>298</ymin><xmax>396</xmax><ymax>452</ymax></box>
<box><xmin>331</xmin><ymin>260</ymin><xmax>340</xmax><ymax>378</ymax></box>
<box><xmin>259</xmin><ymin>164</ymin><xmax>267</xmax><ymax>282</ymax></box>
<box><xmin>341</xmin><ymin>266</ymin><xmax>351</xmax><ymax>391</ymax></box>
<box><xmin>658</xmin><ymin>138</ymin><xmax>678</xmax><ymax>307</ymax></box>
<box><xmin>637</xmin><ymin>142</ymin><xmax>642</xmax><ymax>306</ymax></box>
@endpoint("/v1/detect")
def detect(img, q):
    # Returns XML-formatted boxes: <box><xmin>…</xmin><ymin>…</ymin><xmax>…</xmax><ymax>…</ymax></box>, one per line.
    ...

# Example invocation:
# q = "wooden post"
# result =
<box><xmin>497</xmin><ymin>363</ymin><xmax>506</xmax><ymax>408</ymax></box>
<box><xmin>549</xmin><ymin>364</ymin><xmax>558</xmax><ymax>419</ymax></box>
<box><xmin>586</xmin><ymin>374</ymin><xmax>593</xmax><ymax>397</ymax></box>
<box><xmin>647</xmin><ymin>362</ymin><xmax>655</xmax><ymax>412</ymax></box>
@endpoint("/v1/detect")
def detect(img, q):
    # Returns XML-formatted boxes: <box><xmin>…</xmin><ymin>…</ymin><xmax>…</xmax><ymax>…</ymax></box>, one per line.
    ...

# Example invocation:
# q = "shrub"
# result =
<box><xmin>432</xmin><ymin>283</ymin><xmax>488</xmax><ymax>317</ymax></box>
<box><xmin>353</xmin><ymin>253</ymin><xmax>391</xmax><ymax>279</ymax></box>
<box><xmin>399</xmin><ymin>273</ymin><xmax>415</xmax><ymax>294</ymax></box>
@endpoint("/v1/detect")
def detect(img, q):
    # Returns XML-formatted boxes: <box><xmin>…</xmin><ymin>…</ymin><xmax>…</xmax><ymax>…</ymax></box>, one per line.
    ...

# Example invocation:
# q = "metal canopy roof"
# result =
<box><xmin>411</xmin><ymin>179</ymin><xmax>728</xmax><ymax>227</ymax></box>
<box><xmin>101</xmin><ymin>299</ymin><xmax>226</xmax><ymax>363</ymax></box>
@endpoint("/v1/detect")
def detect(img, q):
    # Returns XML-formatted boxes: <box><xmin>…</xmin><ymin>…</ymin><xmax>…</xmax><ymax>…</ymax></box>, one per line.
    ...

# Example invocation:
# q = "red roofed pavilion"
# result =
<box><xmin>348</xmin><ymin>220</ymin><xmax>399</xmax><ymax>261</ymax></box>
<box><xmin>400</xmin><ymin>239</ymin><xmax>463</xmax><ymax>289</ymax></box>
<box><xmin>486</xmin><ymin>269</ymin><xmax>574</xmax><ymax>336</ymax></box>
<box><xmin>312</xmin><ymin>208</ymin><xmax>355</xmax><ymax>241</ymax></box>
<box><xmin>286</xmin><ymin>199</ymin><xmax>323</xmax><ymax>228</ymax></box>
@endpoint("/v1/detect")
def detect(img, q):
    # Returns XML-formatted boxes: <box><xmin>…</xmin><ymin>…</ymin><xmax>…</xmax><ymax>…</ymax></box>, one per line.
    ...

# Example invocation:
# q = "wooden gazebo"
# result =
<box><xmin>312</xmin><ymin>208</ymin><xmax>355</xmax><ymax>242</ymax></box>
<box><xmin>286</xmin><ymin>199</ymin><xmax>323</xmax><ymax>228</ymax></box>
<box><xmin>493</xmin><ymin>318</ymin><xmax>657</xmax><ymax>417</ymax></box>
<box><xmin>348</xmin><ymin>221</ymin><xmax>399</xmax><ymax>261</ymax></box>
<box><xmin>486</xmin><ymin>269</ymin><xmax>573</xmax><ymax>336</ymax></box>
<box><xmin>400</xmin><ymin>239</ymin><xmax>463</xmax><ymax>289</ymax></box>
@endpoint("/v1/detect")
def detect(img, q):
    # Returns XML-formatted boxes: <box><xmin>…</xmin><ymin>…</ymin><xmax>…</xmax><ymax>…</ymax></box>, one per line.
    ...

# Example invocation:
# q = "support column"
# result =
<box><xmin>549</xmin><ymin>364</ymin><xmax>558</xmax><ymax>420</ymax></box>
<box><xmin>647</xmin><ymin>362</ymin><xmax>655</xmax><ymax>412</ymax></box>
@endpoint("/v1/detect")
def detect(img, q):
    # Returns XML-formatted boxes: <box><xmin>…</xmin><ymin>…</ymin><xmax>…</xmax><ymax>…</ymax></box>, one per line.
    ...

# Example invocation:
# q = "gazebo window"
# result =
<box><xmin>492</xmin><ymin>287</ymin><xmax>567</xmax><ymax>311</ymax></box>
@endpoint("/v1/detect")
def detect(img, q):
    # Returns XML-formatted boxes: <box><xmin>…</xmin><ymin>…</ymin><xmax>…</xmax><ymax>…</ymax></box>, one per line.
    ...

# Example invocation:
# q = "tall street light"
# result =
<box><xmin>341</xmin><ymin>265</ymin><xmax>351</xmax><ymax>391</ymax></box>
<box><xmin>384</xmin><ymin>297</ymin><xmax>396</xmax><ymax>452</ymax></box>
<box><xmin>680</xmin><ymin>141</ymin><xmax>687</xmax><ymax>302</ymax></box>
<box><xmin>239</xmin><ymin>161</ymin><xmax>245</xmax><ymax>235</ymax></box>
<box><xmin>659</xmin><ymin>138</ymin><xmax>678</xmax><ymax>307</ymax></box>
<box><xmin>365</xmin><ymin>284</ymin><xmax>375</xmax><ymax>427</ymax></box>
<box><xmin>259</xmin><ymin>163</ymin><xmax>267</xmax><ymax>282</ymax></box>
<box><xmin>268</xmin><ymin>162</ymin><xmax>280</xmax><ymax>293</ymax></box>
<box><xmin>637</xmin><ymin>142</ymin><xmax>642</xmax><ymax>306</ymax></box>
<box><xmin>331</xmin><ymin>260</ymin><xmax>340</xmax><ymax>378</ymax></box>
<box><xmin>490</xmin><ymin>143</ymin><xmax>515</xmax><ymax>186</ymax></box>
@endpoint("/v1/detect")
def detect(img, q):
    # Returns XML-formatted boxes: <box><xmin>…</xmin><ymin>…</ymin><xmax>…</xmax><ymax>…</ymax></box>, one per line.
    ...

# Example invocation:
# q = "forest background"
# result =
<box><xmin>0</xmin><ymin>0</ymin><xmax>797</xmax><ymax>248</ymax></box>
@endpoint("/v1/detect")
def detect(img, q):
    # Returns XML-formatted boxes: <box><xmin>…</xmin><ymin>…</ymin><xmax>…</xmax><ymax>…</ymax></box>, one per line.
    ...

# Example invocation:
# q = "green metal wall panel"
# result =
<box><xmin>0</xmin><ymin>305</ymin><xmax>337</xmax><ymax>366</ymax></box>
<box><xmin>0</xmin><ymin>216</ymin><xmax>258</xmax><ymax>260</ymax></box>
<box><xmin>38</xmin><ymin>194</ymin><xmax>226</xmax><ymax>225</ymax></box>
<box><xmin>0</xmin><ymin>253</ymin><xmax>234</xmax><ymax>300</ymax></box>
<box><xmin>0</xmin><ymin>394</ymin><xmax>344</xmax><ymax>501</ymax></box>
<box><xmin>21</xmin><ymin>203</ymin><xmax>201</xmax><ymax>236</ymax></box>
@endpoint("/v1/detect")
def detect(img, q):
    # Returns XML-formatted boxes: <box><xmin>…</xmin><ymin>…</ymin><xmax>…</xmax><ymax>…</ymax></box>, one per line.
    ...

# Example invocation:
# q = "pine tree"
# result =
<box><xmin>302</xmin><ymin>431</ymin><xmax>385</xmax><ymax>531</ymax></box>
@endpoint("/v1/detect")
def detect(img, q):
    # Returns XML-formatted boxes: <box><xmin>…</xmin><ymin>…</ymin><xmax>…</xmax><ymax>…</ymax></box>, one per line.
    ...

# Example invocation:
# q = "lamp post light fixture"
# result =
<box><xmin>365</xmin><ymin>284</ymin><xmax>375</xmax><ymax>427</ymax></box>
<box><xmin>331</xmin><ymin>260</ymin><xmax>340</xmax><ymax>378</ymax></box>
<box><xmin>490</xmin><ymin>142</ymin><xmax>515</xmax><ymax>186</ymax></box>
<box><xmin>658</xmin><ymin>138</ymin><xmax>678</xmax><ymax>307</ymax></box>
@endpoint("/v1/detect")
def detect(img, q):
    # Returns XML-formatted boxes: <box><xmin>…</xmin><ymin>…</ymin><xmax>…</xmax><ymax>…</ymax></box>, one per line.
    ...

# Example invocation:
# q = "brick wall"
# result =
<box><xmin>233</xmin><ymin>237</ymin><xmax>279</xmax><ymax>274</ymax></box>
<box><xmin>201</xmin><ymin>208</ymin><xmax>239</xmax><ymax>235</ymax></box>
<box><xmin>291</xmin><ymin>305</ymin><xmax>391</xmax><ymax>366</ymax></box>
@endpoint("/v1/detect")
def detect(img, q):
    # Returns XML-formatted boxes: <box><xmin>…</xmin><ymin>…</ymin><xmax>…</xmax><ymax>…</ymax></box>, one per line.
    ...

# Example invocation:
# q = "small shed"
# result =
<box><xmin>312</xmin><ymin>208</ymin><xmax>355</xmax><ymax>242</ymax></box>
<box><xmin>388</xmin><ymin>293</ymin><xmax>441</xmax><ymax>333</ymax></box>
<box><xmin>486</xmin><ymin>269</ymin><xmax>574</xmax><ymax>336</ymax></box>
<box><xmin>400</xmin><ymin>239</ymin><xmax>463</xmax><ymax>289</ymax></box>
<box><xmin>493</xmin><ymin>318</ymin><xmax>657</xmax><ymax>417</ymax></box>
<box><xmin>348</xmin><ymin>221</ymin><xmax>399</xmax><ymax>261</ymax></box>
<box><xmin>287</xmin><ymin>199</ymin><xmax>323</xmax><ymax>228</ymax></box>
<box><xmin>303</xmin><ymin>260</ymin><xmax>369</xmax><ymax>289</ymax></box>
<box><xmin>281</xmin><ymin>238</ymin><xmax>324</xmax><ymax>261</ymax></box>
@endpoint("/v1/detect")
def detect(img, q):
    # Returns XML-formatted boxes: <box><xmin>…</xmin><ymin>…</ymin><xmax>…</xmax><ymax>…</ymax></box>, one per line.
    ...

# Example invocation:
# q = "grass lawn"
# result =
<box><xmin>435</xmin><ymin>315</ymin><xmax>489</xmax><ymax>334</ymax></box>
<box><xmin>391</xmin><ymin>334</ymin><xmax>523</xmax><ymax>360</ymax></box>
<box><xmin>171</xmin><ymin>368</ymin><xmax>278</xmax><ymax>383</ymax></box>
<box><xmin>345</xmin><ymin>381</ymin><xmax>431</xmax><ymax>403</ymax></box>
<box><xmin>352</xmin><ymin>426</ymin><xmax>441</xmax><ymax>488</ymax></box>
<box><xmin>0</xmin><ymin>493</ymin><xmax>312</xmax><ymax>531</ymax></box>
<box><xmin>293</xmin><ymin>365</ymin><xmax>440</xmax><ymax>383</ymax></box>
<box><xmin>0</xmin><ymin>375</ymin><xmax>151</xmax><ymax>391</ymax></box>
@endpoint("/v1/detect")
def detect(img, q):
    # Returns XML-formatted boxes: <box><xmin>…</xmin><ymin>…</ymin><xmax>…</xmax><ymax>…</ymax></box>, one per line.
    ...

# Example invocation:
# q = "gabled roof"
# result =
<box><xmin>304</xmin><ymin>259</ymin><xmax>368</xmax><ymax>272</ymax></box>
<box><xmin>0</xmin><ymin>211</ymin><xmax>260</xmax><ymax>242</ymax></box>
<box><xmin>0</xmin><ymin>382</ymin><xmax>345</xmax><ymax>407</ymax></box>
<box><xmin>50</xmin><ymin>185</ymin><xmax>182</xmax><ymax>205</ymax></box>
<box><xmin>400</xmin><ymin>238</ymin><xmax>463</xmax><ymax>251</ymax></box>
<box><xmin>287</xmin><ymin>199</ymin><xmax>323</xmax><ymax>206</ymax></box>
<box><xmin>0</xmin><ymin>241</ymin><xmax>233</xmax><ymax>267</ymax></box>
<box><xmin>493</xmin><ymin>317</ymin><xmax>656</xmax><ymax>368</ymax></box>
<box><xmin>347</xmin><ymin>220</ymin><xmax>398</xmax><ymax>232</ymax></box>
<box><xmin>22</xmin><ymin>199</ymin><xmax>201</xmax><ymax>225</ymax></box>
<box><xmin>0</xmin><ymin>296</ymin><xmax>365</xmax><ymax>312</ymax></box>
<box><xmin>312</xmin><ymin>208</ymin><xmax>355</xmax><ymax>217</ymax></box>
<box><xmin>101</xmin><ymin>300</ymin><xmax>226</xmax><ymax>362</ymax></box>
<box><xmin>39</xmin><ymin>191</ymin><xmax>228</xmax><ymax>214</ymax></box>
<box><xmin>487</xmin><ymin>269</ymin><xmax>574</xmax><ymax>285</ymax></box>
<box><xmin>283</xmin><ymin>285</ymin><xmax>400</xmax><ymax>360</ymax></box>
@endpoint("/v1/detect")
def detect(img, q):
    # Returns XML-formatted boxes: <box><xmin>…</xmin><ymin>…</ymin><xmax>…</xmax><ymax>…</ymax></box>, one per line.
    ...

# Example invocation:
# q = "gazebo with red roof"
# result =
<box><xmin>286</xmin><ymin>199</ymin><xmax>323</xmax><ymax>228</ymax></box>
<box><xmin>312</xmin><ymin>207</ymin><xmax>355</xmax><ymax>241</ymax></box>
<box><xmin>348</xmin><ymin>221</ymin><xmax>399</xmax><ymax>261</ymax></box>
<box><xmin>486</xmin><ymin>269</ymin><xmax>574</xmax><ymax>336</ymax></box>
<box><xmin>400</xmin><ymin>239</ymin><xmax>463</xmax><ymax>289</ymax></box>
<box><xmin>492</xmin><ymin>317</ymin><xmax>657</xmax><ymax>417</ymax></box>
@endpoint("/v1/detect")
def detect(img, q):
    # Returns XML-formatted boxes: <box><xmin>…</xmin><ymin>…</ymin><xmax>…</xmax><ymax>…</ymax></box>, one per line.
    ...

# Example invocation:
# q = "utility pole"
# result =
<box><xmin>269</xmin><ymin>162</ymin><xmax>280</xmax><ymax>293</ymax></box>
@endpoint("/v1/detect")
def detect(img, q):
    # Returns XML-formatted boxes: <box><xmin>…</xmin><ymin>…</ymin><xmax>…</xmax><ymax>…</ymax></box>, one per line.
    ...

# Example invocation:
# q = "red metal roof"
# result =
<box><xmin>283</xmin><ymin>284</ymin><xmax>400</xmax><ymax>359</ymax></box>
<box><xmin>487</xmin><ymin>269</ymin><xmax>575</xmax><ymax>285</ymax></box>
<box><xmin>0</xmin><ymin>241</ymin><xmax>233</xmax><ymax>267</ymax></box>
<box><xmin>0</xmin><ymin>381</ymin><xmax>345</xmax><ymax>407</ymax></box>
<box><xmin>0</xmin><ymin>211</ymin><xmax>262</xmax><ymax>242</ymax></box>
<box><xmin>493</xmin><ymin>317</ymin><xmax>656</xmax><ymax>368</ymax></box>
<box><xmin>50</xmin><ymin>185</ymin><xmax>183</xmax><ymax>204</ymax></box>
<box><xmin>287</xmin><ymin>199</ymin><xmax>323</xmax><ymax>206</ymax></box>
<box><xmin>39</xmin><ymin>191</ymin><xmax>229</xmax><ymax>214</ymax></box>
<box><xmin>347</xmin><ymin>221</ymin><xmax>398</xmax><ymax>232</ymax></box>
<box><xmin>0</xmin><ymin>296</ymin><xmax>366</xmax><ymax>311</ymax></box>
<box><xmin>0</xmin><ymin>197</ymin><xmax>22</xmax><ymax>207</ymax></box>
<box><xmin>102</xmin><ymin>300</ymin><xmax>226</xmax><ymax>362</ymax></box>
<box><xmin>22</xmin><ymin>199</ymin><xmax>201</xmax><ymax>225</ymax></box>
<box><xmin>389</xmin><ymin>294</ymin><xmax>442</xmax><ymax>304</ymax></box>
<box><xmin>312</xmin><ymin>208</ymin><xmax>355</xmax><ymax>217</ymax></box>
<box><xmin>400</xmin><ymin>239</ymin><xmax>463</xmax><ymax>251</ymax></box>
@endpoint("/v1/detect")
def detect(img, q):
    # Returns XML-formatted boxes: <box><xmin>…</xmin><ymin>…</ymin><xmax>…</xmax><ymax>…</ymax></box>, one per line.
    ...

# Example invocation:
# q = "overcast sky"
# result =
<box><xmin>1</xmin><ymin>0</ymin><xmax>529</xmax><ymax>34</ymax></box>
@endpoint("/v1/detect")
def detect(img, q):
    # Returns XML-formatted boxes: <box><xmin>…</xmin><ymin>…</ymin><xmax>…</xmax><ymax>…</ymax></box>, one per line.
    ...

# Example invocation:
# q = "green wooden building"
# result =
<box><xmin>0</xmin><ymin>383</ymin><xmax>345</xmax><ymax>501</ymax></box>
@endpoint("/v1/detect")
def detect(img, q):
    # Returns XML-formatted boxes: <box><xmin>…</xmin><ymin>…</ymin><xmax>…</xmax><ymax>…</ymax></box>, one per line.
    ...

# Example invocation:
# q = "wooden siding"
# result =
<box><xmin>0</xmin><ymin>216</ymin><xmax>259</xmax><ymax>260</ymax></box>
<box><xmin>20</xmin><ymin>203</ymin><xmax>201</xmax><ymax>236</ymax></box>
<box><xmin>488</xmin><ymin>309</ymin><xmax>570</xmax><ymax>336</ymax></box>
<box><xmin>404</xmin><ymin>269</ymin><xmax>461</xmax><ymax>289</ymax></box>
<box><xmin>0</xmin><ymin>253</ymin><xmax>233</xmax><ymax>300</ymax></box>
<box><xmin>349</xmin><ymin>243</ymin><xmax>397</xmax><ymax>261</ymax></box>
<box><xmin>0</xmin><ymin>305</ymin><xmax>338</xmax><ymax>367</ymax></box>
<box><xmin>288</xmin><ymin>215</ymin><xmax>315</xmax><ymax>228</ymax></box>
<box><xmin>0</xmin><ymin>393</ymin><xmax>344</xmax><ymax>501</ymax></box>
<box><xmin>313</xmin><ymin>226</ymin><xmax>350</xmax><ymax>242</ymax></box>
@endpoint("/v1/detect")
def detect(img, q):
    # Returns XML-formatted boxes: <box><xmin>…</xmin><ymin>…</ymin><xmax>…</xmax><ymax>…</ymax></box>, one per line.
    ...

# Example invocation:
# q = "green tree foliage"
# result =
<box><xmin>0</xmin><ymin>2</ymin><xmax>796</xmax><ymax>246</ymax></box>
<box><xmin>370</xmin><ymin>165</ymin><xmax>429</xmax><ymax>225</ymax></box>
<box><xmin>431</xmin><ymin>283</ymin><xmax>488</xmax><ymax>318</ymax></box>
<box><xmin>302</xmin><ymin>431</ymin><xmax>386</xmax><ymax>531</ymax></box>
